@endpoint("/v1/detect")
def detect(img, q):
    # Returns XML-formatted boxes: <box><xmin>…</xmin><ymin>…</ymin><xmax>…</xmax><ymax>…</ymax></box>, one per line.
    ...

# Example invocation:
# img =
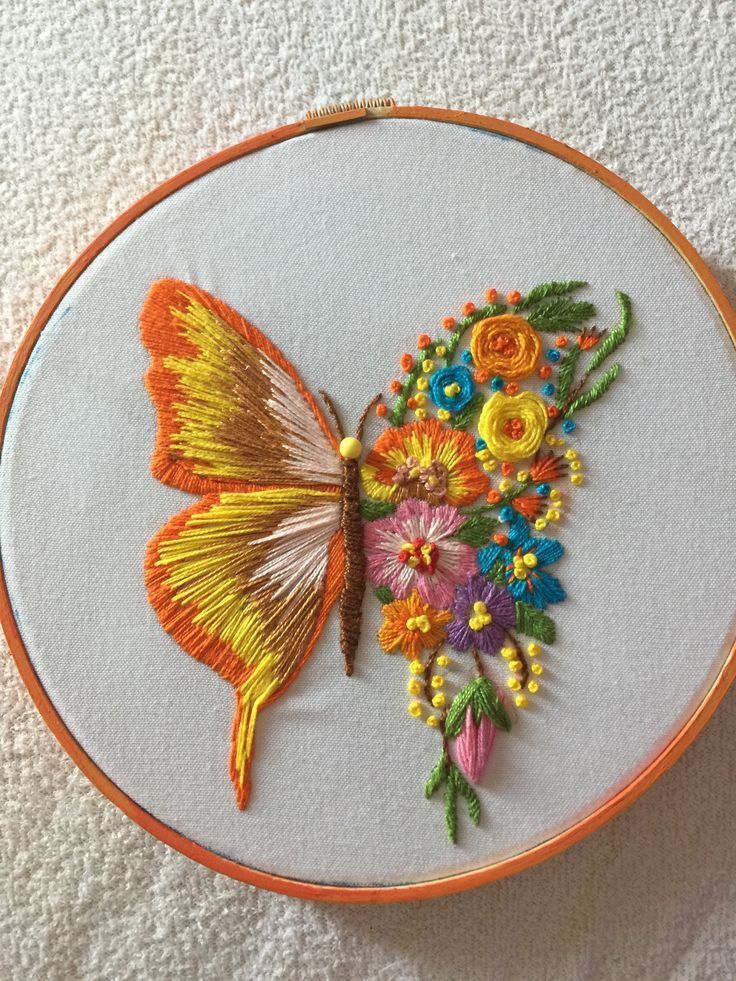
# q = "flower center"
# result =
<box><xmin>502</xmin><ymin>416</ymin><xmax>526</xmax><ymax>440</ymax></box>
<box><xmin>392</xmin><ymin>456</ymin><xmax>449</xmax><ymax>498</ymax></box>
<box><xmin>398</xmin><ymin>537</ymin><xmax>439</xmax><ymax>575</ymax></box>
<box><xmin>443</xmin><ymin>381</ymin><xmax>461</xmax><ymax>398</ymax></box>
<box><xmin>405</xmin><ymin>614</ymin><xmax>431</xmax><ymax>633</ymax></box>
<box><xmin>468</xmin><ymin>599</ymin><xmax>493</xmax><ymax>631</ymax></box>
<box><xmin>512</xmin><ymin>550</ymin><xmax>538</xmax><ymax>579</ymax></box>
<box><xmin>491</xmin><ymin>331</ymin><xmax>518</xmax><ymax>358</ymax></box>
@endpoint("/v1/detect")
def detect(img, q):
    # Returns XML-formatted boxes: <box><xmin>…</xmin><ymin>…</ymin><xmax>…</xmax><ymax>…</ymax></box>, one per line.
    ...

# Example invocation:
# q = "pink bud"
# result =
<box><xmin>454</xmin><ymin>704</ymin><xmax>496</xmax><ymax>783</ymax></box>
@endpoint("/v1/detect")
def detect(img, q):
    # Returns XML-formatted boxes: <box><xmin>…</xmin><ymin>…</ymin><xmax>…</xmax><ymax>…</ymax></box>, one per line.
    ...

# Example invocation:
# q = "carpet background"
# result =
<box><xmin>2</xmin><ymin>1</ymin><xmax>735</xmax><ymax>978</ymax></box>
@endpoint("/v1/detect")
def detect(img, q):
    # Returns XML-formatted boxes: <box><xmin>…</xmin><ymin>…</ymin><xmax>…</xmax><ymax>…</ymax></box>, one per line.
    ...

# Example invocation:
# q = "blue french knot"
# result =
<box><xmin>429</xmin><ymin>365</ymin><xmax>475</xmax><ymax>412</ymax></box>
<box><xmin>490</xmin><ymin>376</ymin><xmax>505</xmax><ymax>391</ymax></box>
<box><xmin>499</xmin><ymin>505</ymin><xmax>515</xmax><ymax>523</ymax></box>
<box><xmin>536</xmin><ymin>483</ymin><xmax>551</xmax><ymax>496</ymax></box>
<box><xmin>546</xmin><ymin>349</ymin><xmax>561</xmax><ymax>363</ymax></box>
<box><xmin>562</xmin><ymin>419</ymin><xmax>576</xmax><ymax>433</ymax></box>
<box><xmin>460</xmin><ymin>349</ymin><xmax>473</xmax><ymax>365</ymax></box>
<box><xmin>475</xmin><ymin>437</ymin><xmax>487</xmax><ymax>451</ymax></box>
<box><xmin>542</xmin><ymin>382</ymin><xmax>555</xmax><ymax>396</ymax></box>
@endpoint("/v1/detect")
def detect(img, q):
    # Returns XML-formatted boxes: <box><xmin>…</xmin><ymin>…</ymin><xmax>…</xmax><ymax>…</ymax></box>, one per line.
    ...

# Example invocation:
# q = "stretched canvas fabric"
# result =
<box><xmin>1</xmin><ymin>118</ymin><xmax>733</xmax><ymax>887</ymax></box>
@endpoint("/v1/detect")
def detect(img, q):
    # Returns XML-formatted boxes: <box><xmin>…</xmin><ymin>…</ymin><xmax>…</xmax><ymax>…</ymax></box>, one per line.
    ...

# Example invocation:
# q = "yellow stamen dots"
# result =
<box><xmin>546</xmin><ymin>508</ymin><xmax>561</xmax><ymax>521</ymax></box>
<box><xmin>509</xmin><ymin>659</ymin><xmax>522</xmax><ymax>672</ymax></box>
<box><xmin>570</xmin><ymin>473</ymin><xmax>584</xmax><ymax>485</ymax></box>
<box><xmin>516</xmin><ymin>470</ymin><xmax>529</xmax><ymax>483</ymax></box>
<box><xmin>507</xmin><ymin>676</ymin><xmax>522</xmax><ymax>691</ymax></box>
<box><xmin>430</xmin><ymin>674</ymin><xmax>444</xmax><ymax>688</ymax></box>
<box><xmin>409</xmin><ymin>660</ymin><xmax>424</xmax><ymax>675</ymax></box>
<box><xmin>549</xmin><ymin>488</ymin><xmax>562</xmax><ymax>502</ymax></box>
<box><xmin>527</xmin><ymin>680</ymin><xmax>540</xmax><ymax>694</ymax></box>
<box><xmin>522</xmin><ymin>551</ymin><xmax>538</xmax><ymax>568</ymax></box>
<box><xmin>570</xmin><ymin>460</ymin><xmax>582</xmax><ymax>471</ymax></box>
<box><xmin>469</xmin><ymin>600</ymin><xmax>493</xmax><ymax>631</ymax></box>
<box><xmin>565</xmin><ymin>449</ymin><xmax>578</xmax><ymax>460</ymax></box>
<box><xmin>407</xmin><ymin>678</ymin><xmax>422</xmax><ymax>695</ymax></box>
<box><xmin>515</xmin><ymin>694</ymin><xmax>528</xmax><ymax>708</ymax></box>
<box><xmin>408</xmin><ymin>701</ymin><xmax>423</xmax><ymax>717</ymax></box>
<box><xmin>483</xmin><ymin>460</ymin><xmax>497</xmax><ymax>472</ymax></box>
<box><xmin>500</xmin><ymin>646</ymin><xmax>514</xmax><ymax>659</ymax></box>
<box><xmin>432</xmin><ymin>692</ymin><xmax>446</xmax><ymax>709</ymax></box>
<box><xmin>415</xmin><ymin>407</ymin><xmax>428</xmax><ymax>421</ymax></box>
<box><xmin>476</xmin><ymin>448</ymin><xmax>493</xmax><ymax>462</ymax></box>
<box><xmin>435</xmin><ymin>344</ymin><xmax>447</xmax><ymax>357</ymax></box>
<box><xmin>416</xmin><ymin>376</ymin><xmax>429</xmax><ymax>391</ymax></box>
<box><xmin>437</xmin><ymin>409</ymin><xmax>452</xmax><ymax>422</ymax></box>
<box><xmin>498</xmin><ymin>478</ymin><xmax>513</xmax><ymax>493</ymax></box>
<box><xmin>414</xmin><ymin>392</ymin><xmax>427</xmax><ymax>407</ymax></box>
<box><xmin>436</xmin><ymin>654</ymin><xmax>451</xmax><ymax>667</ymax></box>
<box><xmin>531</xmin><ymin>662</ymin><xmax>544</xmax><ymax>675</ymax></box>
<box><xmin>444</xmin><ymin>382</ymin><xmax>461</xmax><ymax>398</ymax></box>
<box><xmin>422</xmin><ymin>359</ymin><xmax>434</xmax><ymax>373</ymax></box>
<box><xmin>406</xmin><ymin>615</ymin><xmax>431</xmax><ymax>633</ymax></box>
<box><xmin>527</xmin><ymin>642</ymin><xmax>540</xmax><ymax>656</ymax></box>
<box><xmin>426</xmin><ymin>715</ymin><xmax>440</xmax><ymax>728</ymax></box>
<box><xmin>535</xmin><ymin>518</ymin><xmax>547</xmax><ymax>531</ymax></box>
<box><xmin>339</xmin><ymin>436</ymin><xmax>362</xmax><ymax>459</ymax></box>
<box><xmin>513</xmin><ymin>556</ymin><xmax>528</xmax><ymax>580</ymax></box>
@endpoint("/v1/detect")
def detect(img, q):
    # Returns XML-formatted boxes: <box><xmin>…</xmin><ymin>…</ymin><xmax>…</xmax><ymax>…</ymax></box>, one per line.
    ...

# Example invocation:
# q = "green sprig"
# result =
<box><xmin>527</xmin><ymin>298</ymin><xmax>596</xmax><ymax>333</ymax></box>
<box><xmin>585</xmin><ymin>291</ymin><xmax>632</xmax><ymax>372</ymax></box>
<box><xmin>451</xmin><ymin>391</ymin><xmax>484</xmax><ymax>430</ymax></box>
<box><xmin>515</xmin><ymin>601</ymin><xmax>556</xmax><ymax>643</ymax></box>
<box><xmin>564</xmin><ymin>363</ymin><xmax>620</xmax><ymax>416</ymax></box>
<box><xmin>555</xmin><ymin>344</ymin><xmax>582</xmax><ymax>408</ymax></box>
<box><xmin>514</xmin><ymin>280</ymin><xmax>588</xmax><ymax>311</ymax></box>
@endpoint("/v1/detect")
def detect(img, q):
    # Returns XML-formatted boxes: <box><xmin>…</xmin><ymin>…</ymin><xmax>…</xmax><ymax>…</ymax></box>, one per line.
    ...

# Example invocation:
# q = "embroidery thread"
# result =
<box><xmin>141</xmin><ymin>278</ymin><xmax>631</xmax><ymax>838</ymax></box>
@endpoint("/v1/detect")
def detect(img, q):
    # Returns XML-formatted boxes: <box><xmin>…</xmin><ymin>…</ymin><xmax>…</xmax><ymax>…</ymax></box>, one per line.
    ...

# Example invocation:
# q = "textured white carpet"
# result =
<box><xmin>2</xmin><ymin>1</ymin><xmax>735</xmax><ymax>978</ymax></box>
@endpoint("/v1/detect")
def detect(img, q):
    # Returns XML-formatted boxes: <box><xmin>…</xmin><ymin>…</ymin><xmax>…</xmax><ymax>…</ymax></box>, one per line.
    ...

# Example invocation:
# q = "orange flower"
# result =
<box><xmin>378</xmin><ymin>591</ymin><xmax>452</xmax><ymax>658</ymax></box>
<box><xmin>400</xmin><ymin>353</ymin><xmax>414</xmax><ymax>371</ymax></box>
<box><xmin>461</xmin><ymin>301</ymin><xmax>476</xmax><ymax>316</ymax></box>
<box><xmin>361</xmin><ymin>418</ymin><xmax>488</xmax><ymax>507</ymax></box>
<box><xmin>442</xmin><ymin>316</ymin><xmax>457</xmax><ymax>330</ymax></box>
<box><xmin>390</xmin><ymin>379</ymin><xmax>403</xmax><ymax>394</ymax></box>
<box><xmin>529</xmin><ymin>451</ymin><xmax>567</xmax><ymax>482</ymax></box>
<box><xmin>470</xmin><ymin>314</ymin><xmax>541</xmax><ymax>380</ymax></box>
<box><xmin>485</xmin><ymin>287</ymin><xmax>498</xmax><ymax>303</ymax></box>
<box><xmin>511</xmin><ymin>494</ymin><xmax>546</xmax><ymax>519</ymax></box>
<box><xmin>417</xmin><ymin>333</ymin><xmax>432</xmax><ymax>349</ymax></box>
<box><xmin>506</xmin><ymin>289</ymin><xmax>522</xmax><ymax>305</ymax></box>
<box><xmin>578</xmin><ymin>326</ymin><xmax>607</xmax><ymax>350</ymax></box>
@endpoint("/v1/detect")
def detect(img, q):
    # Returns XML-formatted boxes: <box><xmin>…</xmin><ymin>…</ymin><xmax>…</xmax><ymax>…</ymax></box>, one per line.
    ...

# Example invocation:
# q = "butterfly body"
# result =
<box><xmin>141</xmin><ymin>279</ymin><xmax>374</xmax><ymax>806</ymax></box>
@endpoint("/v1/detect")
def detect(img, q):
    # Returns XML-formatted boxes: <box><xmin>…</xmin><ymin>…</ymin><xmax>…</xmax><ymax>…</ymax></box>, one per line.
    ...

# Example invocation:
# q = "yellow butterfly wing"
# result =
<box><xmin>141</xmin><ymin>280</ymin><xmax>344</xmax><ymax>807</ymax></box>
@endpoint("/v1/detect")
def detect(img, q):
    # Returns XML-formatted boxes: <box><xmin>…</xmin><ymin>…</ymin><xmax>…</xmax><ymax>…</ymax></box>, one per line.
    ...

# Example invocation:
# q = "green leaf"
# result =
<box><xmin>472</xmin><ymin>677</ymin><xmax>511</xmax><ymax>732</ymax></box>
<box><xmin>374</xmin><ymin>586</ymin><xmax>395</xmax><ymax>606</ymax></box>
<box><xmin>359</xmin><ymin>498</ymin><xmax>396</xmax><ymax>520</ymax></box>
<box><xmin>444</xmin><ymin>680</ymin><xmax>477</xmax><ymax>737</ymax></box>
<box><xmin>564</xmin><ymin>363</ymin><xmax>620</xmax><ymax>417</ymax></box>
<box><xmin>444</xmin><ymin>777</ymin><xmax>458</xmax><ymax>844</ymax></box>
<box><xmin>486</xmin><ymin>559</ymin><xmax>507</xmax><ymax>586</ymax></box>
<box><xmin>514</xmin><ymin>280</ymin><xmax>588</xmax><ymax>311</ymax></box>
<box><xmin>450</xmin><ymin>391</ymin><xmax>484</xmax><ymax>430</ymax></box>
<box><xmin>585</xmin><ymin>291</ymin><xmax>632</xmax><ymax>372</ymax></box>
<box><xmin>455</xmin><ymin>511</ymin><xmax>499</xmax><ymax>547</ymax></box>
<box><xmin>527</xmin><ymin>298</ymin><xmax>595</xmax><ymax>333</ymax></box>
<box><xmin>452</xmin><ymin>767</ymin><xmax>481</xmax><ymax>826</ymax></box>
<box><xmin>555</xmin><ymin>343</ymin><xmax>582</xmax><ymax>408</ymax></box>
<box><xmin>424</xmin><ymin>755</ymin><xmax>448</xmax><ymax>798</ymax></box>
<box><xmin>515</xmin><ymin>601</ymin><xmax>556</xmax><ymax>643</ymax></box>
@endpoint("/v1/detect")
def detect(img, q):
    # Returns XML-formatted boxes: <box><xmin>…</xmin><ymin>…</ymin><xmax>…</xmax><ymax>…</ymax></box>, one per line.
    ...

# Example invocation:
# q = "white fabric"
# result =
<box><xmin>2</xmin><ymin>2</ymin><xmax>736</xmax><ymax>978</ymax></box>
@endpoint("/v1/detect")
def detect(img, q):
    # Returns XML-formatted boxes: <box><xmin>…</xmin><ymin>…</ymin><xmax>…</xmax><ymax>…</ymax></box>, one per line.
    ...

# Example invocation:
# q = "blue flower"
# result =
<box><xmin>478</xmin><ymin>515</ymin><xmax>566</xmax><ymax>609</ymax></box>
<box><xmin>429</xmin><ymin>365</ymin><xmax>475</xmax><ymax>412</ymax></box>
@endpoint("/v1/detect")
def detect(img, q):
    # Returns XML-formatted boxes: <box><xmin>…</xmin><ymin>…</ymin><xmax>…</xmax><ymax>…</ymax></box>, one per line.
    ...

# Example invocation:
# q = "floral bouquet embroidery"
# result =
<box><xmin>361</xmin><ymin>281</ymin><xmax>632</xmax><ymax>841</ymax></box>
<box><xmin>141</xmin><ymin>277</ymin><xmax>630</xmax><ymax>842</ymax></box>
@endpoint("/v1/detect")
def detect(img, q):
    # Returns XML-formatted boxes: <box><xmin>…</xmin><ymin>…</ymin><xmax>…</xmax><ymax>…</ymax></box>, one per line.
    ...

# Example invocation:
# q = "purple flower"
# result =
<box><xmin>447</xmin><ymin>574</ymin><xmax>516</xmax><ymax>655</ymax></box>
<box><xmin>455</xmin><ymin>704</ymin><xmax>496</xmax><ymax>783</ymax></box>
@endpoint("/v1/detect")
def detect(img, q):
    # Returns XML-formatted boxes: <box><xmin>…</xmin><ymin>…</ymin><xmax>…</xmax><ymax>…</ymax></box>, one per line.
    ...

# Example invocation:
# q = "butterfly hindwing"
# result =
<box><xmin>145</xmin><ymin>487</ymin><xmax>344</xmax><ymax>807</ymax></box>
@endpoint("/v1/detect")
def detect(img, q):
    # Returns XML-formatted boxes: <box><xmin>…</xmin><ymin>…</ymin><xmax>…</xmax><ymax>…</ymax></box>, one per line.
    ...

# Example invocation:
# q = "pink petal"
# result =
<box><xmin>455</xmin><ymin>705</ymin><xmax>496</xmax><ymax>783</ymax></box>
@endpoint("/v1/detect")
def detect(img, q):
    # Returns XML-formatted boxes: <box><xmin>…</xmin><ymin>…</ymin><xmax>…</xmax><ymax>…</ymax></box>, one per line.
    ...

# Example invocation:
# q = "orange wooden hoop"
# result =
<box><xmin>2</xmin><ymin>104</ymin><xmax>735</xmax><ymax>903</ymax></box>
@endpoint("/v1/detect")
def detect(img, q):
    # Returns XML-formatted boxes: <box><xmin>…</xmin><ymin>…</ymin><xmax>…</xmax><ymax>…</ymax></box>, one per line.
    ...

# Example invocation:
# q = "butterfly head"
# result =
<box><xmin>339</xmin><ymin>436</ymin><xmax>363</xmax><ymax>460</ymax></box>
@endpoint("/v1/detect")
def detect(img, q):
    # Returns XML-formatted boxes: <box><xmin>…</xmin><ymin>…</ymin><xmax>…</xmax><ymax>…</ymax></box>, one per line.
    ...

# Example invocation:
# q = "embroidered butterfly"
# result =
<box><xmin>141</xmin><ymin>280</ymin><xmax>378</xmax><ymax>808</ymax></box>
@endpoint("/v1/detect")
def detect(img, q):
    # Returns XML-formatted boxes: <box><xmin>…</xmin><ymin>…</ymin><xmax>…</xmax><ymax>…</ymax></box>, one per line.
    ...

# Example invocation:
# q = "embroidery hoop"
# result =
<box><xmin>1</xmin><ymin>103</ymin><xmax>735</xmax><ymax>902</ymax></box>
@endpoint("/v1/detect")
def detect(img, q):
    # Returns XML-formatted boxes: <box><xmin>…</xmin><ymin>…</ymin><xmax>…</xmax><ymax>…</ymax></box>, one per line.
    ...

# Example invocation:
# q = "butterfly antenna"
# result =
<box><xmin>356</xmin><ymin>394</ymin><xmax>382</xmax><ymax>442</ymax></box>
<box><xmin>319</xmin><ymin>390</ymin><xmax>345</xmax><ymax>440</ymax></box>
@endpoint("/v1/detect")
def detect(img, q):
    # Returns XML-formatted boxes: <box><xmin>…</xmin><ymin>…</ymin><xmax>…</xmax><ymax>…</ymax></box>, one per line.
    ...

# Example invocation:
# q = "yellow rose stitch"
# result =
<box><xmin>478</xmin><ymin>391</ymin><xmax>548</xmax><ymax>461</ymax></box>
<box><xmin>470</xmin><ymin>314</ymin><xmax>541</xmax><ymax>380</ymax></box>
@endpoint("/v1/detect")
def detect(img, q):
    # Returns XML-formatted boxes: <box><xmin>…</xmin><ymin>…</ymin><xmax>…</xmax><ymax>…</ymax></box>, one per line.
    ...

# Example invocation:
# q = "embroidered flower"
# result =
<box><xmin>478</xmin><ymin>391</ymin><xmax>548</xmax><ymax>461</ymax></box>
<box><xmin>478</xmin><ymin>518</ymin><xmax>565</xmax><ymax>609</ymax></box>
<box><xmin>360</xmin><ymin>418</ymin><xmax>488</xmax><ymax>507</ymax></box>
<box><xmin>378</xmin><ymin>591</ymin><xmax>453</xmax><ymax>659</ymax></box>
<box><xmin>447</xmin><ymin>575</ymin><xmax>516</xmax><ymax>655</ymax></box>
<box><xmin>365</xmin><ymin>500</ymin><xmax>478</xmax><ymax>607</ymax></box>
<box><xmin>428</xmin><ymin>365</ymin><xmax>475</xmax><ymax>412</ymax></box>
<box><xmin>455</xmin><ymin>703</ymin><xmax>496</xmax><ymax>783</ymax></box>
<box><xmin>470</xmin><ymin>314</ymin><xmax>541</xmax><ymax>380</ymax></box>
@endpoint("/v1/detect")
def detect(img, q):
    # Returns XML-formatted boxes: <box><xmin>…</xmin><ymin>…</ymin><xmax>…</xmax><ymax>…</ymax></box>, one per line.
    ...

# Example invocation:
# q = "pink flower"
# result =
<box><xmin>455</xmin><ymin>704</ymin><xmax>496</xmax><ymax>783</ymax></box>
<box><xmin>364</xmin><ymin>499</ymin><xmax>477</xmax><ymax>608</ymax></box>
